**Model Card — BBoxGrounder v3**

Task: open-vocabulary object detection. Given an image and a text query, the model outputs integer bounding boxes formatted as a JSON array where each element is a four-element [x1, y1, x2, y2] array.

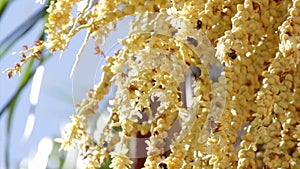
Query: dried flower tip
[[15, 63, 20, 68], [8, 71, 13, 79], [95, 46, 105, 57], [33, 54, 41, 60], [93, 1, 98, 6], [208, 116, 222, 133], [35, 40, 44, 45]]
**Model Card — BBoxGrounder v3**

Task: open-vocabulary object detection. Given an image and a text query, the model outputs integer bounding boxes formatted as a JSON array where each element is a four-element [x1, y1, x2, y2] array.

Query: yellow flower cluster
[[7, 0, 300, 168]]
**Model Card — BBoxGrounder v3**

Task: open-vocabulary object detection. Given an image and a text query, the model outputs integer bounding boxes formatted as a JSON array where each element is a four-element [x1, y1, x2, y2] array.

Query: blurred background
[[0, 0, 129, 168]]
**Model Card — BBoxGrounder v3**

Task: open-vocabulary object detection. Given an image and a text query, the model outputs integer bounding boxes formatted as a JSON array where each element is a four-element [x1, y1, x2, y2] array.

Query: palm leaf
[[0, 0, 11, 16]]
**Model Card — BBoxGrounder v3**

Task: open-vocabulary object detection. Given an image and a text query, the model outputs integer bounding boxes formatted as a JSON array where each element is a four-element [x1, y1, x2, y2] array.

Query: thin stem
[[70, 30, 91, 78]]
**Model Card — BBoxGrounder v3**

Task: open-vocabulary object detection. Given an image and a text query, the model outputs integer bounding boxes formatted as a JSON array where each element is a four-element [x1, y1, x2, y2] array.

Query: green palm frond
[[0, 0, 11, 16]]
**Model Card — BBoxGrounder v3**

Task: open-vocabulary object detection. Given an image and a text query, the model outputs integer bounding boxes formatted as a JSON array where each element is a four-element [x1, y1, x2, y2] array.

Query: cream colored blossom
[[7, 0, 300, 168]]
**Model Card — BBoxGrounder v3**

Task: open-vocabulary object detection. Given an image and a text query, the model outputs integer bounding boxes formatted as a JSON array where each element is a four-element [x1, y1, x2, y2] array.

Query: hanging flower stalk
[[5, 0, 300, 168]]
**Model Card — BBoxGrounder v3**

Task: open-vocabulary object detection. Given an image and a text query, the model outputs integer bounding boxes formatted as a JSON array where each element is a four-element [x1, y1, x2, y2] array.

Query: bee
[[194, 20, 202, 30], [228, 48, 237, 60]]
